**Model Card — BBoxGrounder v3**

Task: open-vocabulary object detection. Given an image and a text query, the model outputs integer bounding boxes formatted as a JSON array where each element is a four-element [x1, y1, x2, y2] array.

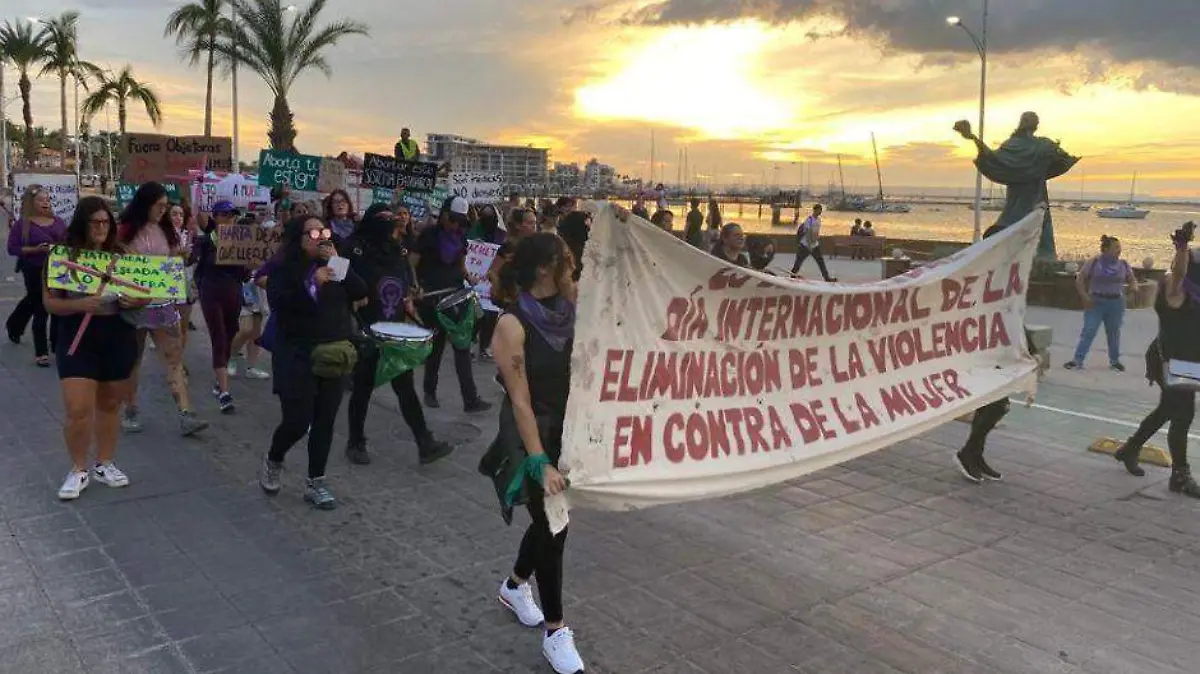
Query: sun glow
[[573, 21, 794, 138]]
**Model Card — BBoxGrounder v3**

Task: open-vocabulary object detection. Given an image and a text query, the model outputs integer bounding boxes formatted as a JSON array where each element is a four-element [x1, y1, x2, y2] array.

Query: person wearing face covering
[[342, 204, 454, 466], [1110, 222, 1200, 498], [748, 236, 776, 273]]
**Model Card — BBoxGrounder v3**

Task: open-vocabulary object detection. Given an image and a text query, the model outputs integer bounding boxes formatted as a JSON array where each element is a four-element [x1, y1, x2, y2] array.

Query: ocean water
[[666, 202, 1200, 266]]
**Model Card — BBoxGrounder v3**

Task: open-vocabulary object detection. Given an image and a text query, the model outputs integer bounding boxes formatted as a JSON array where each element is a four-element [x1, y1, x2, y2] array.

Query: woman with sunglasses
[[260, 216, 367, 509], [343, 204, 453, 465], [6, 185, 67, 366], [118, 182, 207, 437], [45, 197, 151, 499]]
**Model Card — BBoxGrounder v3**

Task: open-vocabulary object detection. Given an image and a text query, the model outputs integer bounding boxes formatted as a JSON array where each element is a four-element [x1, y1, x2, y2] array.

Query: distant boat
[[1067, 202, 1091, 212], [868, 132, 912, 214], [1096, 172, 1150, 220], [1097, 204, 1149, 219]]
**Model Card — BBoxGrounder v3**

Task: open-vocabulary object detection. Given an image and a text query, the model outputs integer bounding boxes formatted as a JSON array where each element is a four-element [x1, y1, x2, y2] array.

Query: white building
[[583, 158, 616, 192], [426, 134, 549, 193]]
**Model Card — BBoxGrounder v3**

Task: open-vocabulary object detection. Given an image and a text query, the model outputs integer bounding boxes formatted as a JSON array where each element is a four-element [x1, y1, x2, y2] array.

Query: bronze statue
[[955, 113, 1080, 259]]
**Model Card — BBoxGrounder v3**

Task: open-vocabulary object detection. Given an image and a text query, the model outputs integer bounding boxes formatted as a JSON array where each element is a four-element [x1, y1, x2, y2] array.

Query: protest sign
[[317, 158, 348, 193], [361, 153, 438, 192], [191, 176, 271, 213], [13, 173, 78, 220], [46, 246, 186, 300], [371, 187, 395, 206], [552, 204, 1043, 530], [122, 133, 233, 183], [116, 182, 182, 209], [215, 224, 283, 267], [450, 171, 504, 204], [465, 240, 500, 305], [258, 150, 321, 191]]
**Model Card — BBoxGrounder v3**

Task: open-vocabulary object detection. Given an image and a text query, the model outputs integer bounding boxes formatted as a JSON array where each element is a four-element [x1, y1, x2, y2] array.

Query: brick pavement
[[1, 264, 1199, 673]]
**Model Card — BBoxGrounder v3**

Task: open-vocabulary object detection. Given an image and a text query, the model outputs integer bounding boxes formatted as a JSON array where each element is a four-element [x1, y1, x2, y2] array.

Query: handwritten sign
[[215, 224, 283, 267], [372, 187, 395, 206], [116, 182, 182, 209], [258, 150, 321, 191], [47, 246, 186, 300], [13, 173, 78, 220], [465, 240, 500, 304], [122, 133, 232, 183], [361, 153, 438, 192], [317, 158, 348, 193], [450, 171, 504, 204]]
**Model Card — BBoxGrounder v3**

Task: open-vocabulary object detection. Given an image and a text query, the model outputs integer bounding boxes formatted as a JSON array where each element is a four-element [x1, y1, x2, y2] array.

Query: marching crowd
[[5, 175, 1200, 673]]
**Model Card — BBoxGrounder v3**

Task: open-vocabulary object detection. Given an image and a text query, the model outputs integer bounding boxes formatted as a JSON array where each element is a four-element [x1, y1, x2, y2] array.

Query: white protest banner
[[450, 171, 503, 204], [14, 173, 78, 220], [555, 203, 1043, 529], [465, 240, 501, 308]]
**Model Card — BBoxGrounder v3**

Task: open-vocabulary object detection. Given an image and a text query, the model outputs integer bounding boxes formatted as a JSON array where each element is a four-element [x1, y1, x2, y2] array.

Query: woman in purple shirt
[[6, 185, 68, 366], [1065, 235, 1136, 371]]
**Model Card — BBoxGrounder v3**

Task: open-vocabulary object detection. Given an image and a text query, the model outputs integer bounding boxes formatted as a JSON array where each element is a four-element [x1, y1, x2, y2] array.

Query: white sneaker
[[92, 462, 130, 488], [58, 471, 89, 500], [227, 360, 240, 377], [543, 627, 585, 674], [244, 367, 271, 380], [498, 579, 544, 627]]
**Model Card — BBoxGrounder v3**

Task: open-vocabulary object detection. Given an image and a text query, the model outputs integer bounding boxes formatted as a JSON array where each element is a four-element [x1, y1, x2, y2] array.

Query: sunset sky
[[5, 0, 1198, 198]]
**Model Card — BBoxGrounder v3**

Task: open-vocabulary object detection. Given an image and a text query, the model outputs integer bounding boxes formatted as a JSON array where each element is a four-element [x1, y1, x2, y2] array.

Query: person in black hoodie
[[555, 211, 590, 283], [343, 204, 453, 466], [259, 215, 367, 510]]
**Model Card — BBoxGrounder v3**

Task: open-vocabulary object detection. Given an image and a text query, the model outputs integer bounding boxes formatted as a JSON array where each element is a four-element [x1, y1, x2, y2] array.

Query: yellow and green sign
[[46, 246, 187, 300]]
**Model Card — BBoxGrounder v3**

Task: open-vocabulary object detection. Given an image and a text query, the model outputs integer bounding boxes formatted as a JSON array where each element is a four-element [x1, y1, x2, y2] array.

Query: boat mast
[[871, 133, 884, 205], [837, 154, 846, 201], [1129, 171, 1137, 204]]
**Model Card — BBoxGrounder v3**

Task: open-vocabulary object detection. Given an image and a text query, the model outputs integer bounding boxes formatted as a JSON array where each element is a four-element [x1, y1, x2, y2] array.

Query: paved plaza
[[1, 257, 1199, 673]]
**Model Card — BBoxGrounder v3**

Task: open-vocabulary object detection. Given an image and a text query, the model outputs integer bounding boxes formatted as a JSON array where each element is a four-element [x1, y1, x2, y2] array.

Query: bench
[[827, 235, 886, 260]]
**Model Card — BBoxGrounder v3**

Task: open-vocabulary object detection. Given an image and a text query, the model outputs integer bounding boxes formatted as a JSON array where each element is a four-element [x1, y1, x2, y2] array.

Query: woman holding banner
[[343, 204, 453, 466], [487, 232, 584, 674], [45, 197, 150, 499], [119, 183, 208, 437], [6, 185, 67, 366]]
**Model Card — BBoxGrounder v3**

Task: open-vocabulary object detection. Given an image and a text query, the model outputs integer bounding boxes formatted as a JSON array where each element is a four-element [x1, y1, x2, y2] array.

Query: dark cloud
[[619, 1, 1200, 90]]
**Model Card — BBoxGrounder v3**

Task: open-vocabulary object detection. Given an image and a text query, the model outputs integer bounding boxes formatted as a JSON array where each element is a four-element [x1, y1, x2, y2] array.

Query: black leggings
[[1126, 386, 1195, 470], [513, 487, 568, 624], [269, 375, 345, 479], [6, 264, 57, 357], [418, 302, 478, 402], [791, 244, 834, 280], [347, 348, 428, 444], [961, 398, 1010, 460]]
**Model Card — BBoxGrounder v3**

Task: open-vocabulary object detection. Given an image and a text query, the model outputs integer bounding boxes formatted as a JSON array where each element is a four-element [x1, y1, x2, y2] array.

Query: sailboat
[[828, 154, 867, 212], [1067, 171, 1091, 211], [863, 133, 912, 213], [1097, 172, 1150, 220]]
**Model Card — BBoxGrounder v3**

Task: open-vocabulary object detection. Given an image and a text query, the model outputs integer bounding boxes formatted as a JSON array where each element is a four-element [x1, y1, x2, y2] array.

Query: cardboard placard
[[215, 224, 283, 267], [116, 182, 182, 209], [13, 173, 79, 220], [450, 171, 504, 204], [47, 246, 186, 300], [122, 133, 233, 184], [361, 153, 439, 192], [258, 149, 321, 191], [317, 158, 348, 193]]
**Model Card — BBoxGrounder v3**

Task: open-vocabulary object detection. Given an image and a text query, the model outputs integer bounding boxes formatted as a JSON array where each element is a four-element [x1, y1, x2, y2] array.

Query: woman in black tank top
[[1113, 222, 1200, 497], [488, 232, 586, 674]]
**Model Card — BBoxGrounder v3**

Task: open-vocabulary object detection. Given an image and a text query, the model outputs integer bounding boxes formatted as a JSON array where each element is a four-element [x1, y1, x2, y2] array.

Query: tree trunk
[[204, 41, 214, 137], [19, 72, 35, 168], [59, 73, 69, 169], [118, 99, 127, 178], [268, 95, 296, 152]]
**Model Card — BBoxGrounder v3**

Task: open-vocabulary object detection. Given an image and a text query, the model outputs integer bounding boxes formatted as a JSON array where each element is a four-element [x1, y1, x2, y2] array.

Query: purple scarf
[[330, 218, 355, 241], [437, 227, 464, 265], [1095, 253, 1121, 278], [518, 292, 575, 352]]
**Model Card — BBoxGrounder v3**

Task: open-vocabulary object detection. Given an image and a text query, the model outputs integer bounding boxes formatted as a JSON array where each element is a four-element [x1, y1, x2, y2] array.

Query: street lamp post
[[947, 0, 989, 242]]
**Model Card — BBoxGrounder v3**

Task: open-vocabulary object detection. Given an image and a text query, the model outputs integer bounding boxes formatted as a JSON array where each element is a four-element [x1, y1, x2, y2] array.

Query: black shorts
[[56, 314, 139, 382]]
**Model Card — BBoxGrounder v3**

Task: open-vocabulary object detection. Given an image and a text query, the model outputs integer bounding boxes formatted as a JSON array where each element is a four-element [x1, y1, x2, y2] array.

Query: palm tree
[[164, 0, 229, 137], [222, 0, 367, 151], [81, 66, 163, 140], [0, 19, 50, 167], [38, 12, 102, 169]]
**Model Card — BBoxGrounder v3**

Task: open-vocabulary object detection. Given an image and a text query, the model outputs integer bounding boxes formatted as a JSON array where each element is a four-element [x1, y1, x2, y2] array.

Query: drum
[[368, 322, 434, 387], [435, 288, 481, 350]]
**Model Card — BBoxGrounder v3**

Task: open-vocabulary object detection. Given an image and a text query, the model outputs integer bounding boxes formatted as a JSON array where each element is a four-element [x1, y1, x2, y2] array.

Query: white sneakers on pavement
[[57, 471, 89, 500], [498, 579, 544, 627], [543, 627, 585, 674], [58, 462, 130, 501], [92, 462, 130, 488]]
